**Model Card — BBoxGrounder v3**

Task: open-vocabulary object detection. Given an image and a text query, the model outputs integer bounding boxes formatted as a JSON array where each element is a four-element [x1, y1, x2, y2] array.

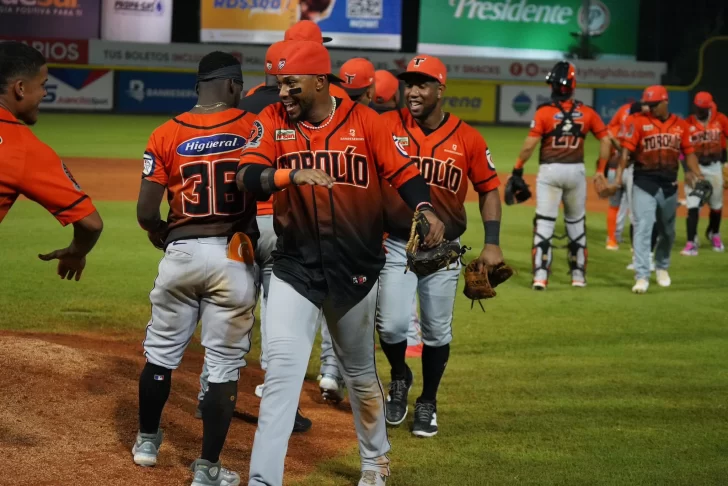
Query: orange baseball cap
[[339, 58, 375, 97], [284, 20, 332, 43], [374, 70, 399, 104], [642, 85, 668, 104], [264, 41, 287, 75], [397, 55, 447, 85], [275, 40, 342, 82], [694, 91, 713, 109]]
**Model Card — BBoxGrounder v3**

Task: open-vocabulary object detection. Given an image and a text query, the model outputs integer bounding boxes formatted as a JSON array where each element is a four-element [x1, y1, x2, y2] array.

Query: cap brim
[[328, 73, 344, 84], [397, 71, 441, 84], [322, 36, 333, 43], [343, 86, 370, 98]]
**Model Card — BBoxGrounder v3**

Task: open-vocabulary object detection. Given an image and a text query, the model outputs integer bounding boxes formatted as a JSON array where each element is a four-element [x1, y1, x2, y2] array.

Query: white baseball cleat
[[632, 279, 649, 294], [532, 280, 548, 291], [319, 374, 345, 403], [656, 269, 671, 287], [254, 383, 264, 399]]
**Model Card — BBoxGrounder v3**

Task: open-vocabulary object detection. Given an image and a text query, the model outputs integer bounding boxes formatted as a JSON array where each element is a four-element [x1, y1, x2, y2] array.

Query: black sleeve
[[396, 175, 431, 210]]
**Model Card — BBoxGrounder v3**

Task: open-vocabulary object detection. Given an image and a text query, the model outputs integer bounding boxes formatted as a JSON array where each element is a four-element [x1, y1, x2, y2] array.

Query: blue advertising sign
[[595, 88, 690, 122], [117, 71, 197, 114]]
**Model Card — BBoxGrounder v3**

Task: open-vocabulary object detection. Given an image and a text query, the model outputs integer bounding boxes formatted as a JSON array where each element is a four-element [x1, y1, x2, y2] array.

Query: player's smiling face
[[277, 74, 322, 121], [403, 74, 442, 120]]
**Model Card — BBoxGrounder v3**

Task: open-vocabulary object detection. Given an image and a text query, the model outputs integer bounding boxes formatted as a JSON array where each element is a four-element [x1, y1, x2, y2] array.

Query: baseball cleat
[[132, 429, 163, 467], [711, 234, 724, 252], [385, 366, 413, 426], [412, 398, 438, 438], [254, 383, 264, 399], [358, 470, 388, 485], [680, 242, 698, 256], [405, 343, 423, 358], [632, 278, 649, 294], [656, 269, 671, 288], [190, 458, 240, 486], [532, 279, 548, 290], [571, 279, 587, 288], [319, 374, 346, 403], [194, 401, 203, 419], [606, 239, 619, 251], [293, 408, 312, 433]]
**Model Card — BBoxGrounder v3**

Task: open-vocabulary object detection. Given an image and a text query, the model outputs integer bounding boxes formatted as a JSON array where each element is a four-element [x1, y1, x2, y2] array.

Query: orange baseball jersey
[[529, 100, 607, 163], [685, 113, 728, 165], [380, 109, 500, 241], [143, 108, 259, 244], [608, 103, 631, 138], [0, 108, 96, 225], [245, 83, 265, 97], [238, 96, 421, 306]]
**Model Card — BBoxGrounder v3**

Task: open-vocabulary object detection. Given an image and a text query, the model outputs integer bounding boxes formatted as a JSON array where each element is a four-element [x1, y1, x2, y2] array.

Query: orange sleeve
[[330, 83, 350, 100], [608, 105, 625, 133], [239, 107, 277, 168], [680, 119, 695, 155], [589, 108, 608, 139], [142, 129, 169, 186], [621, 116, 640, 152], [368, 112, 419, 189], [528, 109, 547, 137], [19, 141, 96, 226], [468, 133, 500, 194]]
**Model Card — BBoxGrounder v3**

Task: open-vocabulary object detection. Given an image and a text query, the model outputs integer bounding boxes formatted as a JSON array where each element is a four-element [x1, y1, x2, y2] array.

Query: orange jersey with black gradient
[[381, 109, 500, 241], [143, 108, 259, 243], [529, 100, 607, 164], [608, 103, 631, 139], [238, 96, 421, 306], [0, 108, 96, 225], [685, 114, 728, 165]]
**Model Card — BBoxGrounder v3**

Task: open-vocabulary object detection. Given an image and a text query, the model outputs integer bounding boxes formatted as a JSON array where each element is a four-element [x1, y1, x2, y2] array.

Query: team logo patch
[[153, 374, 165, 381], [61, 161, 82, 191], [486, 148, 496, 170], [529, 120, 536, 129], [344, 73, 356, 84], [176, 134, 247, 157], [393, 135, 409, 157], [266, 61, 272, 71], [247, 120, 264, 149], [142, 151, 155, 176], [351, 275, 367, 285], [278, 59, 286, 70], [275, 129, 296, 141]]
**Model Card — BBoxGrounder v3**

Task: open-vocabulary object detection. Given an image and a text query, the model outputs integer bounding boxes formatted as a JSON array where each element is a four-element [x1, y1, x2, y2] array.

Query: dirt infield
[[0, 332, 357, 486]]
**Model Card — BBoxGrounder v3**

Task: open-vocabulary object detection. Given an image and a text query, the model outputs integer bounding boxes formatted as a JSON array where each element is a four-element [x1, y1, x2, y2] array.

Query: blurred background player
[[509, 61, 611, 289], [616, 85, 702, 294], [0, 41, 104, 280], [371, 70, 401, 114], [378, 55, 504, 437], [680, 91, 728, 255], [133, 51, 258, 486]]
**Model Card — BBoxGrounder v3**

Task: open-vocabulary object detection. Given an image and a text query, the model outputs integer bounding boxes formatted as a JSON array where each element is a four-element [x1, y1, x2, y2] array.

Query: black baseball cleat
[[293, 408, 312, 433], [385, 366, 413, 426], [412, 398, 438, 438], [194, 401, 203, 419]]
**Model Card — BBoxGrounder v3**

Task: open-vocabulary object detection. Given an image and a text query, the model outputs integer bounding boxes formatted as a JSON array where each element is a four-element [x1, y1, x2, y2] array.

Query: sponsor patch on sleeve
[[393, 135, 409, 158], [247, 120, 264, 149], [530, 119, 536, 129], [275, 129, 296, 141], [142, 151, 155, 177]]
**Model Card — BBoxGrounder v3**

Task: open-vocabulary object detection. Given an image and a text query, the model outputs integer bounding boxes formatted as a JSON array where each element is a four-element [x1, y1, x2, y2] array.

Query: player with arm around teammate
[[616, 86, 702, 293], [508, 61, 612, 289], [133, 52, 259, 486], [236, 40, 444, 486], [376, 55, 504, 437], [0, 41, 103, 279]]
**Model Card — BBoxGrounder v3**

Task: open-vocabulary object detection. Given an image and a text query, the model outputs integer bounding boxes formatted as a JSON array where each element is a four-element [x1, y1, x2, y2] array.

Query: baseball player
[[616, 85, 702, 293], [132, 52, 259, 486], [377, 55, 503, 437], [510, 61, 611, 289], [605, 102, 635, 249], [371, 70, 401, 114], [0, 41, 103, 278], [680, 91, 728, 255], [236, 40, 444, 486]]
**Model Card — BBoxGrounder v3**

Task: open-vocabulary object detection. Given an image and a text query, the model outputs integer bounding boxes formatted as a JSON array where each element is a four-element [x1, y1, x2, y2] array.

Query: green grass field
[[2, 114, 728, 485]]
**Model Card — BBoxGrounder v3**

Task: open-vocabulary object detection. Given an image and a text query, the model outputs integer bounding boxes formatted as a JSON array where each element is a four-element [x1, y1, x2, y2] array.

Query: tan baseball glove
[[463, 261, 514, 311]]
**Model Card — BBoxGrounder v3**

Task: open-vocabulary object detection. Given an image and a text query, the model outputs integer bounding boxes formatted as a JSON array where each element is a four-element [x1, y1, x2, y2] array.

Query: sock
[[607, 206, 618, 242], [201, 380, 238, 464], [139, 362, 172, 434], [420, 343, 450, 402], [651, 223, 658, 252], [709, 209, 722, 234], [686, 208, 699, 243], [380, 338, 408, 380]]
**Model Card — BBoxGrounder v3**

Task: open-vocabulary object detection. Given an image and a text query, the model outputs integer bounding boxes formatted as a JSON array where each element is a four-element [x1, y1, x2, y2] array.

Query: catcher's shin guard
[[532, 213, 556, 283], [565, 215, 587, 280]]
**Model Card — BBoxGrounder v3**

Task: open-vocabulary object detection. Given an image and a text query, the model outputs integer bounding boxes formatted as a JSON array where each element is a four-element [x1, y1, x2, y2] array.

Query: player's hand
[[38, 247, 87, 281], [685, 171, 703, 187], [293, 169, 335, 188], [476, 244, 504, 273], [148, 230, 166, 250], [593, 173, 608, 198], [422, 211, 445, 248]]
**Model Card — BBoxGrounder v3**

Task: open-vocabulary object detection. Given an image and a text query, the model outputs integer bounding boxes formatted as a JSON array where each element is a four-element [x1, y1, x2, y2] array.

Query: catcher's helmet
[[546, 61, 576, 101]]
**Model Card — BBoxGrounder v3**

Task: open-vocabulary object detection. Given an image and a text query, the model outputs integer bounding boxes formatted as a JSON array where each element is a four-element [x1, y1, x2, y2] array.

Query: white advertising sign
[[41, 69, 114, 111], [498, 85, 594, 124], [101, 0, 172, 43]]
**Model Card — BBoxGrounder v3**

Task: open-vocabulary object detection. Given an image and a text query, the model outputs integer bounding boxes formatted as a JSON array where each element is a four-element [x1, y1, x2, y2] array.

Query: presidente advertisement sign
[[418, 0, 639, 60], [0, 0, 101, 39], [200, 0, 403, 50]]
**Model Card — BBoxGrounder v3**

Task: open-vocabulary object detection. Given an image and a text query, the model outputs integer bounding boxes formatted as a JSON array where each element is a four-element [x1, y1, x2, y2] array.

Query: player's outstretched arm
[[38, 210, 103, 281], [236, 165, 334, 195], [513, 136, 540, 172]]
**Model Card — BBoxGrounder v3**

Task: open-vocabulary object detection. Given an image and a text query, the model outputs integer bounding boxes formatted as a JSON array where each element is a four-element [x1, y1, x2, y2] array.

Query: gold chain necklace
[[193, 102, 228, 110], [298, 96, 337, 131]]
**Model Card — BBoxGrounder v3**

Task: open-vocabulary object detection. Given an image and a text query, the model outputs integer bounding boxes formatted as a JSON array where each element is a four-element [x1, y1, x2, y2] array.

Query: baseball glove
[[462, 261, 515, 311], [689, 179, 713, 206], [404, 210, 467, 276], [593, 174, 618, 198], [504, 169, 532, 205]]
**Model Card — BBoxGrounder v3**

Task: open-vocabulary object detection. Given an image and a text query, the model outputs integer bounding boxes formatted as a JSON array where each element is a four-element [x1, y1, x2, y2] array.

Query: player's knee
[[421, 325, 452, 348], [376, 315, 409, 345], [144, 347, 183, 371]]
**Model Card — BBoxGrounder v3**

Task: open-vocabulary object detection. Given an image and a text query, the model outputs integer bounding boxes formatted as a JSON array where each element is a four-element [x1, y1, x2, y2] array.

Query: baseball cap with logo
[[694, 91, 713, 109], [641, 85, 668, 105], [397, 55, 447, 85], [374, 70, 399, 104], [275, 40, 342, 82], [339, 58, 375, 98], [264, 41, 288, 75], [284, 20, 332, 43]]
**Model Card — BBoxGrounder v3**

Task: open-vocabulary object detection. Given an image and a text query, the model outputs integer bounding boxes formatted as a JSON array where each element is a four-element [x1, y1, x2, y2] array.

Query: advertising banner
[[101, 0, 172, 43], [418, 0, 639, 60], [41, 68, 113, 111], [89, 40, 247, 70], [498, 84, 594, 124], [441, 81, 496, 124], [200, 0, 402, 50], [0, 36, 88, 64], [117, 71, 198, 114], [594, 88, 691, 121], [0, 0, 101, 39]]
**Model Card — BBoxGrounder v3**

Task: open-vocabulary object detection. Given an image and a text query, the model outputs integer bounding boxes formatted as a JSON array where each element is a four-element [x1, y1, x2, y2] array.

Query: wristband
[[416, 202, 434, 212], [597, 157, 608, 173], [484, 220, 500, 246], [273, 169, 295, 189], [512, 167, 524, 177], [514, 158, 525, 170]]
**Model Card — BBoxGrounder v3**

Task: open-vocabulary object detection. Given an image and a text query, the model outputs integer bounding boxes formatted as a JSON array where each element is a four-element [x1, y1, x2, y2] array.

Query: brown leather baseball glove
[[463, 261, 514, 310]]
